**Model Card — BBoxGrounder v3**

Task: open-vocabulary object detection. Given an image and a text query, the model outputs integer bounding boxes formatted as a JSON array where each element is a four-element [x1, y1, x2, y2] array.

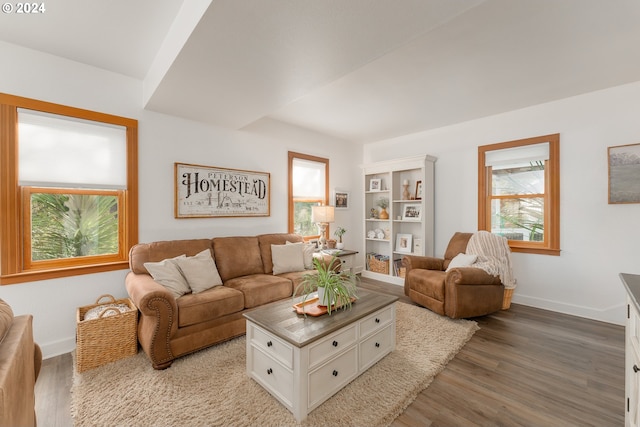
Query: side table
[[321, 249, 358, 273]]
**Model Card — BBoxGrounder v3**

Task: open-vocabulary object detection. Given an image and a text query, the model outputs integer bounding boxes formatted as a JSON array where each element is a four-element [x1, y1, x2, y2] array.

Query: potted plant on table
[[334, 227, 347, 250], [294, 256, 358, 315]]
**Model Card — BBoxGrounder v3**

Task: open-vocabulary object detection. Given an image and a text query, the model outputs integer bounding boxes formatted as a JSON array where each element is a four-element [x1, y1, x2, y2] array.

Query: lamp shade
[[312, 205, 335, 223]]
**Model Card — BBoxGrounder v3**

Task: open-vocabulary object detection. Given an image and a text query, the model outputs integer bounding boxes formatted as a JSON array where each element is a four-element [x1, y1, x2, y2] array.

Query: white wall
[[0, 42, 361, 358], [364, 81, 640, 325]]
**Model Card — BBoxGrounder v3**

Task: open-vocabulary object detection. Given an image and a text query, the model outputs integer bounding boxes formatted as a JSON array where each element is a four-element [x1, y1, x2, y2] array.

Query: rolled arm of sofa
[[125, 272, 178, 369]]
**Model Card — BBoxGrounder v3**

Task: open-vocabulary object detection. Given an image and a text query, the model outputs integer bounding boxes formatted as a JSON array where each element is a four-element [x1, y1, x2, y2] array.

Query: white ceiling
[[2, 0, 640, 143]]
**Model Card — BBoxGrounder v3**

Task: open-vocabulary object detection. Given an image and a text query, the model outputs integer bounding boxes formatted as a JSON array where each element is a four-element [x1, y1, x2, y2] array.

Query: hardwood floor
[[35, 278, 625, 426]]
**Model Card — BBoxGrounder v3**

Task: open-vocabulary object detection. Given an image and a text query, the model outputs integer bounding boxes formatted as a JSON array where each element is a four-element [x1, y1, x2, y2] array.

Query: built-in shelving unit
[[362, 155, 436, 286]]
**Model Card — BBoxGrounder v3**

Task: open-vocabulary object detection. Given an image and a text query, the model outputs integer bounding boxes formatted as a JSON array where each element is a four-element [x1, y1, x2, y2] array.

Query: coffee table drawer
[[359, 305, 394, 338], [308, 346, 358, 409], [308, 323, 357, 369], [250, 324, 293, 369], [359, 324, 394, 370], [249, 346, 294, 406]]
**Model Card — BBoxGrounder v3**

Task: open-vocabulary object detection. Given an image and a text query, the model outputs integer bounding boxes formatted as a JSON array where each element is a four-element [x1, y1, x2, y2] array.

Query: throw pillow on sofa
[[144, 255, 190, 299], [446, 253, 478, 271], [286, 241, 315, 269], [176, 249, 223, 293], [271, 243, 305, 274]]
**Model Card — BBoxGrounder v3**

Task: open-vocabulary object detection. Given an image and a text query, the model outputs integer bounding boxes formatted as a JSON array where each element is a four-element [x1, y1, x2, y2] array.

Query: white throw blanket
[[466, 231, 516, 289]]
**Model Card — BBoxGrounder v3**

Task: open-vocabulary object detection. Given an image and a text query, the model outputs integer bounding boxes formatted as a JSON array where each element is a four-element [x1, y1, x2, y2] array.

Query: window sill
[[510, 246, 561, 256], [0, 261, 130, 285]]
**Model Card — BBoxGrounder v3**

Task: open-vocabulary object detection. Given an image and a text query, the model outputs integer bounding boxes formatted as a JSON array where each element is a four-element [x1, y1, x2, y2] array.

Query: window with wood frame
[[0, 93, 138, 284], [478, 134, 560, 256], [288, 152, 329, 240]]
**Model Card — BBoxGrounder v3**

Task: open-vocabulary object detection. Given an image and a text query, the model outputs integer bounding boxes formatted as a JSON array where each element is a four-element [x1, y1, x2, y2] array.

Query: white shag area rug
[[71, 302, 479, 427]]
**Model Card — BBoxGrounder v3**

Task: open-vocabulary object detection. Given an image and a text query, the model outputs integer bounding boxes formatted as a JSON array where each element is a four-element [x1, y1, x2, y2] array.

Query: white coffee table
[[243, 289, 398, 421]]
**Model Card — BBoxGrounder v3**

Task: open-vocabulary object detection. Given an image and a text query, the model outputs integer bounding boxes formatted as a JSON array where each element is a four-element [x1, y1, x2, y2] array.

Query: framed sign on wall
[[174, 163, 270, 218]]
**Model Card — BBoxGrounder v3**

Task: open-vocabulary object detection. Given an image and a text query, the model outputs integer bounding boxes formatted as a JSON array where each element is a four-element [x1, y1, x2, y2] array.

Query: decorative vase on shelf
[[378, 208, 389, 219], [402, 184, 410, 200]]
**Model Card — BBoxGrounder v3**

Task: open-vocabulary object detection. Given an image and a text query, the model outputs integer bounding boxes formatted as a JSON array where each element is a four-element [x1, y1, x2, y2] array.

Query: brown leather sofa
[[0, 299, 42, 427], [126, 233, 320, 369], [402, 232, 504, 318]]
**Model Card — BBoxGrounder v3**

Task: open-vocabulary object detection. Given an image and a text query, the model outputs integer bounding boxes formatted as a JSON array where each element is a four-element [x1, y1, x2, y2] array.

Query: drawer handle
[[267, 368, 273, 375], [332, 370, 338, 377], [267, 341, 273, 347], [634, 365, 640, 373], [375, 318, 380, 323], [375, 342, 380, 348], [332, 340, 338, 347]]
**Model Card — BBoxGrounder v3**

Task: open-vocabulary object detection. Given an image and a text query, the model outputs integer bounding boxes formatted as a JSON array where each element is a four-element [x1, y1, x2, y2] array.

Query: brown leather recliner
[[402, 232, 504, 319], [0, 298, 42, 427]]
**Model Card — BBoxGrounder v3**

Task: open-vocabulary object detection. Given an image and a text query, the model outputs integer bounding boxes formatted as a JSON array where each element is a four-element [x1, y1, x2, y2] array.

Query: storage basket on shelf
[[76, 294, 138, 373], [369, 257, 389, 274], [502, 288, 514, 310]]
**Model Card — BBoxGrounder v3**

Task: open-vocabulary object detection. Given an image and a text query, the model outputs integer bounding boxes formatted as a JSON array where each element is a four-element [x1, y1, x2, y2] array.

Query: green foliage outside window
[[30, 193, 119, 261]]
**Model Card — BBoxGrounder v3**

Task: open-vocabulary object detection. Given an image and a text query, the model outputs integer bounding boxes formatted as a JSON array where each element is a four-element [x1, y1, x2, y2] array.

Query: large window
[[288, 152, 329, 239], [0, 94, 138, 284], [478, 134, 560, 255]]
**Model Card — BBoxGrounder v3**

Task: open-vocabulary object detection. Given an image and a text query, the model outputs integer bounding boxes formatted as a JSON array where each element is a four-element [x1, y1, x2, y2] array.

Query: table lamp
[[312, 205, 335, 249]]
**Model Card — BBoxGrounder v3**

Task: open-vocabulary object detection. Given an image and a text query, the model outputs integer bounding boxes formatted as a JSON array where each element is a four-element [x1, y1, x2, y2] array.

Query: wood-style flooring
[[35, 277, 625, 426]]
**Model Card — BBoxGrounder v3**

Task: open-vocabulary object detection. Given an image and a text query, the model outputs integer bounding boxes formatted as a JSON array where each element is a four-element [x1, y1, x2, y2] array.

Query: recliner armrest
[[446, 267, 503, 285], [402, 255, 445, 272]]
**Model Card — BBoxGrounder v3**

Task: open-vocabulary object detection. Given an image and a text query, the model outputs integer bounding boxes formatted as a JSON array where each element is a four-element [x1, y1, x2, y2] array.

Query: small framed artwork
[[369, 178, 381, 192], [415, 180, 423, 200], [396, 233, 413, 253], [413, 238, 423, 255], [334, 189, 350, 209], [402, 203, 422, 220], [608, 143, 640, 204]]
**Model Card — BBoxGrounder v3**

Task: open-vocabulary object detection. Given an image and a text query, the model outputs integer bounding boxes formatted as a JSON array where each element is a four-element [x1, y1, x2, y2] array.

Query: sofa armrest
[[125, 272, 178, 369]]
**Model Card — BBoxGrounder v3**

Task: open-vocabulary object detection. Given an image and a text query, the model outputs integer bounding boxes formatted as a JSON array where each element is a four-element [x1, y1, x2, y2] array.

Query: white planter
[[316, 286, 334, 307], [336, 242, 345, 250]]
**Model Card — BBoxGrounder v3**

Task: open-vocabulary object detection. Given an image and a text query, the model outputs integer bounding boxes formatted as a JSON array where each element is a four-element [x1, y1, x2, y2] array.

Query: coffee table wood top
[[243, 288, 398, 348]]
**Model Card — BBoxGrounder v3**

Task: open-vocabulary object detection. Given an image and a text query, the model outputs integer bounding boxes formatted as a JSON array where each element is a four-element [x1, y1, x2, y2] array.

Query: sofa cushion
[[130, 239, 214, 275], [225, 274, 293, 308], [213, 236, 265, 281], [271, 243, 305, 275], [0, 299, 14, 342], [176, 249, 223, 293], [144, 255, 190, 299], [176, 286, 245, 328], [257, 233, 304, 274]]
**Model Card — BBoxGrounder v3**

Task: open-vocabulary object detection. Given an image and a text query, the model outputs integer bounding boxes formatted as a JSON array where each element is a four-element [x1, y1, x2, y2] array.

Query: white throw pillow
[[144, 255, 190, 299], [272, 243, 305, 275], [446, 253, 478, 271], [286, 241, 315, 269], [176, 249, 223, 294]]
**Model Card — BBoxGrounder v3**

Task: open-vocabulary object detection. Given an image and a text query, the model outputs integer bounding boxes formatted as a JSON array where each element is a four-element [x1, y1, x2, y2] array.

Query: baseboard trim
[[513, 294, 625, 326]]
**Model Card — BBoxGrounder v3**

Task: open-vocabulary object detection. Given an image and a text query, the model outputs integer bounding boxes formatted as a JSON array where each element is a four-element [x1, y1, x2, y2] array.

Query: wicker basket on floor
[[502, 288, 514, 310], [76, 294, 138, 373]]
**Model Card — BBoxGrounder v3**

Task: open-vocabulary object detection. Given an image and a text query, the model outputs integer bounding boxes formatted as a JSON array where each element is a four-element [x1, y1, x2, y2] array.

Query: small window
[[478, 134, 560, 255], [0, 93, 138, 284], [288, 152, 329, 239]]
